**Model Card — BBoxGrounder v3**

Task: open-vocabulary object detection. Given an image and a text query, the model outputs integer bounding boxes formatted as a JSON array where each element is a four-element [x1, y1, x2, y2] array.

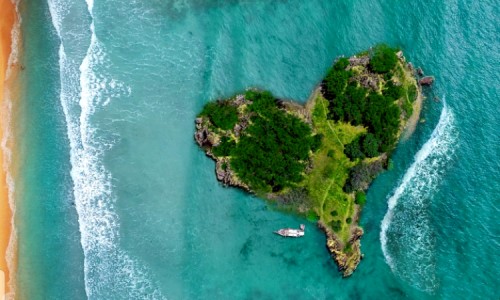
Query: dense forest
[[195, 45, 420, 276], [201, 90, 317, 193], [200, 45, 413, 194], [323, 45, 404, 159]]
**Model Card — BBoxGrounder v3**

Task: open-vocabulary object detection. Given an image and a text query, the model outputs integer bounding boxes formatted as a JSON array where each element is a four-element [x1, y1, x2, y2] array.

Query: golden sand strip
[[0, 0, 18, 298], [402, 84, 424, 140]]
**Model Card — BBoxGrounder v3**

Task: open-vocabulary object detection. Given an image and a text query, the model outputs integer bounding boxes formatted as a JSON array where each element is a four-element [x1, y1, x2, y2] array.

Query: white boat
[[274, 224, 305, 237]]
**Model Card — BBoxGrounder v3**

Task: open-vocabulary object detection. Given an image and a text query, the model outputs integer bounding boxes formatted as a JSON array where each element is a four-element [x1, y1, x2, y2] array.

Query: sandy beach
[[402, 83, 424, 140], [0, 0, 18, 297]]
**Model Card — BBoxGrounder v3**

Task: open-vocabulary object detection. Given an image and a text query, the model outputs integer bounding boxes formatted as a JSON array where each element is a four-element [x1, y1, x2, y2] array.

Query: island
[[194, 45, 429, 276]]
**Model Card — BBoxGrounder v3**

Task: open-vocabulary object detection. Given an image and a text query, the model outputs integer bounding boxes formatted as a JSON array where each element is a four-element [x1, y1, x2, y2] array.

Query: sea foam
[[48, 0, 164, 298], [380, 99, 457, 293], [1, 1, 21, 298]]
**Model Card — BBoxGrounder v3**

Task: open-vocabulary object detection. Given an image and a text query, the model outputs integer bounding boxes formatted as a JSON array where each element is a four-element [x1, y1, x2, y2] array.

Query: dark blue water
[[16, 0, 499, 299]]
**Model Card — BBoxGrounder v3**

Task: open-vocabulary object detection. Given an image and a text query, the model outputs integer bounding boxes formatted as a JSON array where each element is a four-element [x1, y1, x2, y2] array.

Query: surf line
[[48, 0, 165, 297], [380, 97, 456, 289], [0, 0, 21, 298]]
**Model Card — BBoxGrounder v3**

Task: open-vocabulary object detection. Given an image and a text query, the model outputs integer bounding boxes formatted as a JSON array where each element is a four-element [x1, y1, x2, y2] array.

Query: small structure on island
[[274, 224, 305, 237]]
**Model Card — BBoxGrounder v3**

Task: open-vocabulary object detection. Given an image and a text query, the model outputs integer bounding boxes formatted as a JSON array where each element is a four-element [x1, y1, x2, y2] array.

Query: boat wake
[[380, 99, 457, 293], [48, 0, 164, 298]]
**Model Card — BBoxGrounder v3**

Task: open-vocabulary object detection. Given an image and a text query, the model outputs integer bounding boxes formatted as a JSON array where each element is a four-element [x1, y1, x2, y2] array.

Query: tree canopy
[[200, 101, 239, 130], [231, 92, 315, 192], [369, 44, 398, 74], [203, 90, 316, 193], [322, 48, 402, 157]]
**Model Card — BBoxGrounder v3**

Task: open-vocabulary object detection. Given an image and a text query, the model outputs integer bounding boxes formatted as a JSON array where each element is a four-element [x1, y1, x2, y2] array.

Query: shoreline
[[195, 48, 425, 276], [0, 0, 19, 298], [402, 79, 424, 140]]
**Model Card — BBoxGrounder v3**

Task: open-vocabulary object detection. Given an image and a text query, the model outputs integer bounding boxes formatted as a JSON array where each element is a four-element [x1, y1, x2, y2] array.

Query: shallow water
[[16, 0, 499, 299]]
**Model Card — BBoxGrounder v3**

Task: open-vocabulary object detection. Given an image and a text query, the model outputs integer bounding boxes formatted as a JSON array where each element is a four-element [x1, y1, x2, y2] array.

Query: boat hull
[[274, 225, 305, 237]]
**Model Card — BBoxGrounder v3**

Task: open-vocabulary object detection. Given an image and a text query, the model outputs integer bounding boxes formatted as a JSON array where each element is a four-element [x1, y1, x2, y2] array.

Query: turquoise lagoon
[[14, 0, 499, 299]]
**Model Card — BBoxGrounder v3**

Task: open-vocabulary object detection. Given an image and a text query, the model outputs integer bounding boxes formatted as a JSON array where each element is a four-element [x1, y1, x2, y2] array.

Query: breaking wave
[[1, 1, 21, 298], [380, 99, 457, 293], [48, 0, 164, 298]]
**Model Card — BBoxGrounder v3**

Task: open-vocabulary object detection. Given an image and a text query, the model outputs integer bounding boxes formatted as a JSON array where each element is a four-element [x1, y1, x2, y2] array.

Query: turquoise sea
[[14, 0, 499, 299]]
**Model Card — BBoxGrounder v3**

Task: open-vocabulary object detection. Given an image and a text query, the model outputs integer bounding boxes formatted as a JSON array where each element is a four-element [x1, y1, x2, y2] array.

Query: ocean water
[[15, 0, 499, 299]]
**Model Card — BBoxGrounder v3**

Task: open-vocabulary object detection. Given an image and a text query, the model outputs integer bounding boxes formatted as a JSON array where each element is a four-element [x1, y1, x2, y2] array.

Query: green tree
[[362, 133, 380, 158], [230, 91, 314, 192], [344, 137, 365, 160], [343, 83, 367, 125], [384, 80, 404, 99], [369, 44, 398, 74], [201, 101, 239, 130], [333, 57, 350, 71], [355, 191, 367, 206], [212, 136, 236, 157], [329, 94, 347, 121], [323, 69, 350, 100], [311, 134, 324, 152], [246, 90, 276, 113]]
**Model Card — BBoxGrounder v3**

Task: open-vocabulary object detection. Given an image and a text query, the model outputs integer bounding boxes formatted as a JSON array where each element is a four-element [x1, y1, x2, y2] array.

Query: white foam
[[5, 1, 20, 79], [380, 98, 457, 293], [1, 2, 22, 298], [48, 0, 164, 298]]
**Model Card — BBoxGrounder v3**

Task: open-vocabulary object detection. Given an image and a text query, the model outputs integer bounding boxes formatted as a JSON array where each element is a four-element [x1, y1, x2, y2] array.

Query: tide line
[[0, 0, 21, 299]]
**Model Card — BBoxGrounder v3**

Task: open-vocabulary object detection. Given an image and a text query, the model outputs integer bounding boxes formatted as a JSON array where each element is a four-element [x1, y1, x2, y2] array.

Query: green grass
[[197, 50, 419, 274], [301, 96, 365, 242], [300, 61, 414, 243]]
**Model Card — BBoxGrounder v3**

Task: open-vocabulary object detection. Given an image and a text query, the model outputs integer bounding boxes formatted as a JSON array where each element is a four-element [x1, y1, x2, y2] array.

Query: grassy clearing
[[394, 61, 418, 114], [197, 48, 420, 276], [299, 59, 414, 243], [301, 95, 365, 243]]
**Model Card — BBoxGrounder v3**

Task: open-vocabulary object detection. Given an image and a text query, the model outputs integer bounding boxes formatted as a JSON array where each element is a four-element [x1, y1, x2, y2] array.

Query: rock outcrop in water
[[194, 45, 426, 277], [419, 76, 435, 86]]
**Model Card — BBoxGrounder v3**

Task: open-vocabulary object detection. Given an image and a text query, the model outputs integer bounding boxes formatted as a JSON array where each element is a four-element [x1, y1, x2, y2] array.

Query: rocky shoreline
[[194, 48, 430, 277]]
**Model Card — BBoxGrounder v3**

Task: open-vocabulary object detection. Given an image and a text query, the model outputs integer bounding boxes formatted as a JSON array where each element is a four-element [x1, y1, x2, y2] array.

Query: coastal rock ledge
[[194, 45, 427, 277], [318, 221, 364, 277]]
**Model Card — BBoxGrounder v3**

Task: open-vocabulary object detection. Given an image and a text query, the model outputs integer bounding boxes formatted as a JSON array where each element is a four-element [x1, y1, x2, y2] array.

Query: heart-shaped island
[[195, 44, 428, 276]]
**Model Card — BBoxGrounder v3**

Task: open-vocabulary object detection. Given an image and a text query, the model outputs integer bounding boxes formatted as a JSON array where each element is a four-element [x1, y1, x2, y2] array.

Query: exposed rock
[[364, 76, 379, 90], [407, 62, 414, 72], [194, 116, 251, 191], [419, 76, 435, 86], [350, 227, 364, 243], [233, 124, 242, 137], [396, 50, 405, 61], [207, 132, 219, 146], [215, 160, 230, 183], [317, 221, 363, 277], [239, 115, 250, 131], [349, 55, 370, 66], [417, 67, 424, 76], [194, 128, 209, 147], [351, 73, 379, 91], [194, 49, 423, 278], [234, 94, 246, 106], [214, 159, 250, 191]]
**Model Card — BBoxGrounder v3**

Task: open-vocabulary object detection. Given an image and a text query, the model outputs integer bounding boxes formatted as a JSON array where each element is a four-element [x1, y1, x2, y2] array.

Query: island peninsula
[[195, 45, 430, 276]]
